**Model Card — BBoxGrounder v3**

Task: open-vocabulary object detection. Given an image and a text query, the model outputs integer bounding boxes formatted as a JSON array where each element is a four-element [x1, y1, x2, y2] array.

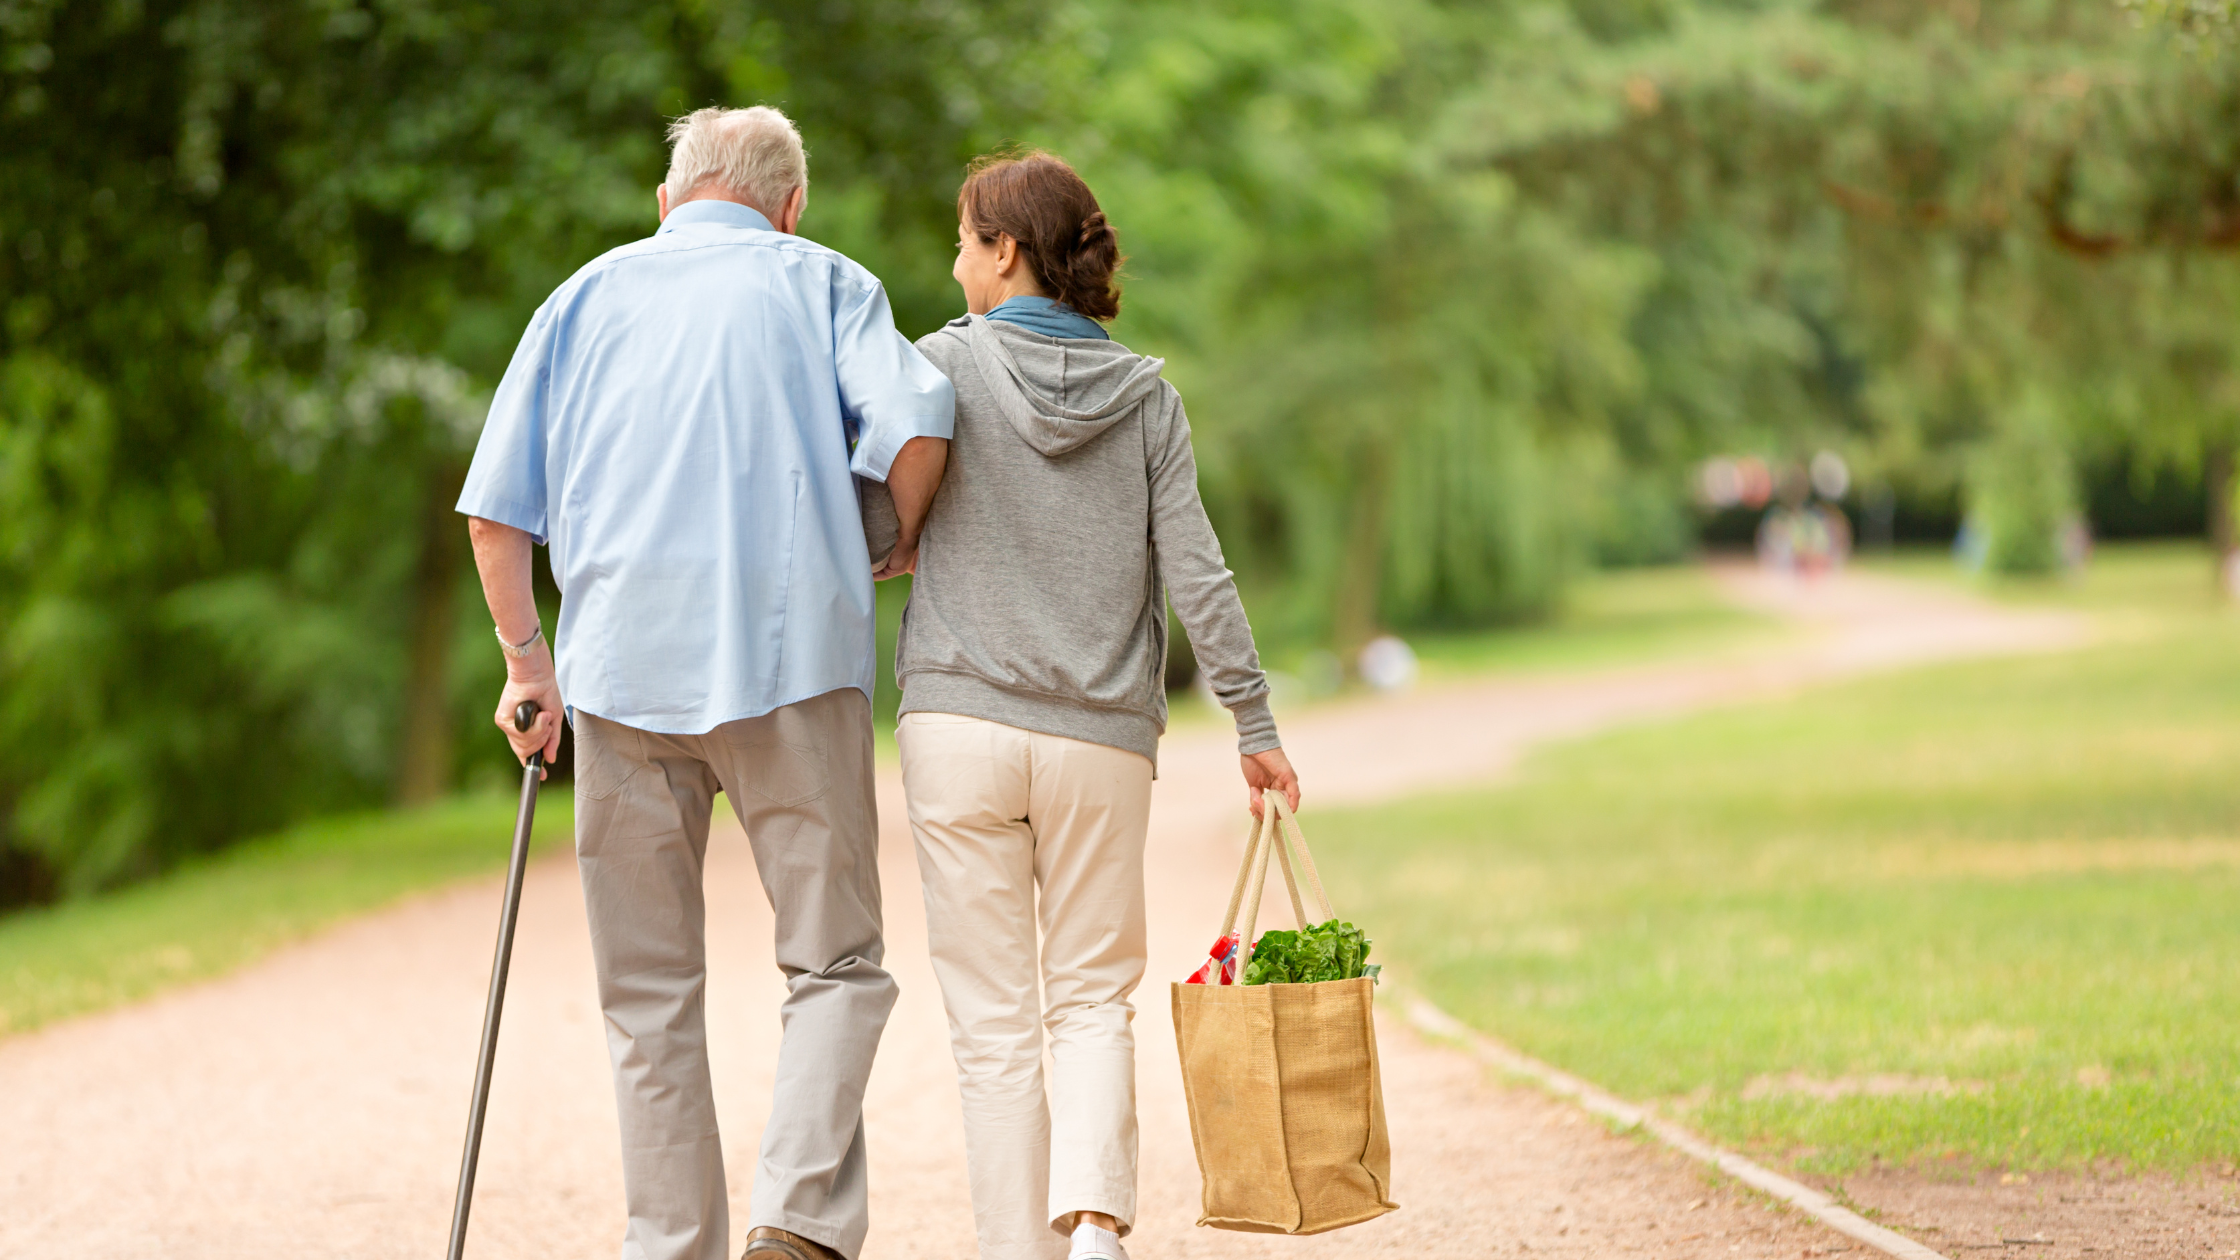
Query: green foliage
[[1969, 391, 2080, 573], [0, 0, 1040, 895], [8, 0, 2240, 894], [2122, 0, 2240, 43], [1307, 544, 2240, 1170], [1070, 0, 1652, 643], [1464, 0, 2240, 560], [1055, 0, 2240, 637], [1243, 917, 1374, 985]]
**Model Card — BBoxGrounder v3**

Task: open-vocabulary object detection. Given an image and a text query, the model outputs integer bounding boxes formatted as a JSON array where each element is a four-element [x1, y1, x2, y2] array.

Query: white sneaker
[[1069, 1222, 1127, 1260]]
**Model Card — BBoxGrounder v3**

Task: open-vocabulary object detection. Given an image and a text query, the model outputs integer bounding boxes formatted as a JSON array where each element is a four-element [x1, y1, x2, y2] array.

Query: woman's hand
[[1242, 747, 1300, 818], [873, 539, 918, 581]]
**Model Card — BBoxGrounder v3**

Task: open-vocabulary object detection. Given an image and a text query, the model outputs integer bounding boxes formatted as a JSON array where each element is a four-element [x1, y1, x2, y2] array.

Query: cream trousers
[[896, 712, 1155, 1260]]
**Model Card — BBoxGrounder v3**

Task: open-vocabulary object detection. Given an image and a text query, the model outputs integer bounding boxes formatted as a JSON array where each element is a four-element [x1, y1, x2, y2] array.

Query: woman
[[877, 152, 1300, 1260]]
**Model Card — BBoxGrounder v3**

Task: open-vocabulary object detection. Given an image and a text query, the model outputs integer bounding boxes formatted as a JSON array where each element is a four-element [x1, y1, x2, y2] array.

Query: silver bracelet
[[496, 624, 545, 659]]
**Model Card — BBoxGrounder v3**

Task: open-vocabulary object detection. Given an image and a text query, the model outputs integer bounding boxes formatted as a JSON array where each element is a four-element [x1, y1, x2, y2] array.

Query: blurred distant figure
[[1707, 450, 1856, 577], [1748, 451, 1851, 577], [1757, 502, 1852, 577], [1358, 634, 1420, 693]]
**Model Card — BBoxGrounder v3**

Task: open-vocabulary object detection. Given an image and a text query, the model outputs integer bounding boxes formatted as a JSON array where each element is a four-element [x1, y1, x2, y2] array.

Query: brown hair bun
[[958, 151, 1123, 321]]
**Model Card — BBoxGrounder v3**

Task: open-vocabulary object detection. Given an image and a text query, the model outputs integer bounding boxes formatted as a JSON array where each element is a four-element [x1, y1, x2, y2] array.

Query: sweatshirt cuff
[[1230, 694, 1281, 756]]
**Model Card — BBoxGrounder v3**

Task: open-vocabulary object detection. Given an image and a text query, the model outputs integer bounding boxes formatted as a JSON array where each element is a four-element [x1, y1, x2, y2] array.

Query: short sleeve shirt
[[456, 200, 955, 733]]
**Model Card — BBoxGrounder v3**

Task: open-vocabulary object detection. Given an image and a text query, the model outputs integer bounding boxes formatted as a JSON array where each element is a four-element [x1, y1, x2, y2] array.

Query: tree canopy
[[4, 0, 2235, 897]]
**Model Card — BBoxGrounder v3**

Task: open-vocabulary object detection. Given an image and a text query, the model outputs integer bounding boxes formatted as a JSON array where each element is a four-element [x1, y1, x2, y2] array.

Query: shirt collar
[[657, 199, 777, 235], [985, 294, 1111, 341]]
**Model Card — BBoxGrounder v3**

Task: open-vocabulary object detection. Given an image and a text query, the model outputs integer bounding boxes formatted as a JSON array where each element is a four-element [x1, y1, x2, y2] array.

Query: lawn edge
[[0, 791, 576, 1040], [1402, 992, 1952, 1260]]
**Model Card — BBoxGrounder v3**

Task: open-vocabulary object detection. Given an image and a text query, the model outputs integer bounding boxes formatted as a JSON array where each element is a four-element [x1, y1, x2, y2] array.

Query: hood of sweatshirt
[[944, 314, 1169, 457]]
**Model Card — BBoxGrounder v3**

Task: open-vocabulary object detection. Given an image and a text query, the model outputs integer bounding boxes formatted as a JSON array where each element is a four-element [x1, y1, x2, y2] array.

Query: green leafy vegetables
[[1243, 919, 1377, 985]]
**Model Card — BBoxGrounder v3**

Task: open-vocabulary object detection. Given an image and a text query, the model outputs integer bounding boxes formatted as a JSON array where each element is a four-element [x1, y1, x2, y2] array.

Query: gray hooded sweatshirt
[[865, 314, 1278, 765]]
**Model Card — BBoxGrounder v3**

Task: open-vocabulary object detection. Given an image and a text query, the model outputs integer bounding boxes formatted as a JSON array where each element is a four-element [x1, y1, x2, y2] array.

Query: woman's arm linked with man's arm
[[873, 436, 949, 579]]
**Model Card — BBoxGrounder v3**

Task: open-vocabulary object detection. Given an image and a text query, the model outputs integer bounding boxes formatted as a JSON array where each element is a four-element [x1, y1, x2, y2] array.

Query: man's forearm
[[466, 515, 563, 769], [468, 517, 542, 647], [884, 436, 950, 545]]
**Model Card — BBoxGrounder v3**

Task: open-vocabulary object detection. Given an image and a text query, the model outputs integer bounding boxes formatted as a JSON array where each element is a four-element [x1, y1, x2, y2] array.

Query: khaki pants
[[574, 688, 896, 1260], [895, 712, 1155, 1260]]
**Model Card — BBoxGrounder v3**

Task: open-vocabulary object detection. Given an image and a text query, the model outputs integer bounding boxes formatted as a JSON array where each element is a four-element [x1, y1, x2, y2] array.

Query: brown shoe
[[742, 1225, 843, 1260]]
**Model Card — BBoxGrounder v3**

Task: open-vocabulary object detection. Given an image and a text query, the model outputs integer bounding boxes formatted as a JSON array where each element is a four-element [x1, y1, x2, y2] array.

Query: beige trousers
[[573, 688, 896, 1260], [896, 712, 1155, 1260]]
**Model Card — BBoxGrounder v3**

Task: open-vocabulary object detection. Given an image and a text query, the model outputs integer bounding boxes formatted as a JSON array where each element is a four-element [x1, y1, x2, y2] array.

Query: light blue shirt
[[457, 200, 956, 734]]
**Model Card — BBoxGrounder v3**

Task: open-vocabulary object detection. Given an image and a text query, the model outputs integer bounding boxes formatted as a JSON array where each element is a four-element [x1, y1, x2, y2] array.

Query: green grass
[[1406, 562, 1782, 678], [1311, 543, 2240, 1173], [0, 790, 574, 1036], [1856, 538, 2230, 612], [1191, 562, 1784, 729]]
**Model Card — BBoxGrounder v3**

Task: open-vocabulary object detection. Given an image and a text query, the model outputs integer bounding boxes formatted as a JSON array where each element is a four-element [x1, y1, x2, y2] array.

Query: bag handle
[[1216, 803, 1276, 943], [1269, 818, 1312, 933], [1263, 791, 1336, 925], [1215, 791, 1339, 975]]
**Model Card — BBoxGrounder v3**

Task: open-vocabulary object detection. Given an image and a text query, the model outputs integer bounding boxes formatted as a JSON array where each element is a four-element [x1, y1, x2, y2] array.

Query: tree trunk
[[395, 460, 468, 805], [2204, 439, 2222, 596], [1332, 440, 1392, 668]]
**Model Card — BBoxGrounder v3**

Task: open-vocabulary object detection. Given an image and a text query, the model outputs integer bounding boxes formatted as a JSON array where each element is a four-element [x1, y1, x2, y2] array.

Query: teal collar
[[985, 295, 1109, 340]]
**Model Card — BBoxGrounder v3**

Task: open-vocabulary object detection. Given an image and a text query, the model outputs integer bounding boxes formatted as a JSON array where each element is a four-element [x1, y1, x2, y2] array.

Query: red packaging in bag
[[1185, 932, 1243, 985]]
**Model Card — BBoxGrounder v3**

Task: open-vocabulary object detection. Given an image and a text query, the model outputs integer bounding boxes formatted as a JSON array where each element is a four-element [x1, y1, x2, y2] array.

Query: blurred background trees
[[4, 0, 2237, 899]]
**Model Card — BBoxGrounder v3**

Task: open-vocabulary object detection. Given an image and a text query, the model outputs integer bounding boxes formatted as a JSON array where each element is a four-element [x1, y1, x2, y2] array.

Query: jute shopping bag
[[1172, 792, 1397, 1234]]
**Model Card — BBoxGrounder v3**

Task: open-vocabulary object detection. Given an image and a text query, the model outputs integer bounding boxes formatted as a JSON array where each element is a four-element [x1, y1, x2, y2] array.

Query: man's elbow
[[467, 516, 534, 555]]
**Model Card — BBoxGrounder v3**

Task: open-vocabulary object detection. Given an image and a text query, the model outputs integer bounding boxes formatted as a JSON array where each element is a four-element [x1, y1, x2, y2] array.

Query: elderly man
[[458, 106, 952, 1260]]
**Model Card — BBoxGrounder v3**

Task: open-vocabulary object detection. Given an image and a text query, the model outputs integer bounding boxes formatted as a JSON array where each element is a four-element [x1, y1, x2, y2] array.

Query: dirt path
[[0, 566, 2085, 1260]]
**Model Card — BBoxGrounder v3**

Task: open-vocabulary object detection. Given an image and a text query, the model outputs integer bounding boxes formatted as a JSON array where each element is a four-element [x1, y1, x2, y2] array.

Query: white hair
[[663, 106, 807, 215]]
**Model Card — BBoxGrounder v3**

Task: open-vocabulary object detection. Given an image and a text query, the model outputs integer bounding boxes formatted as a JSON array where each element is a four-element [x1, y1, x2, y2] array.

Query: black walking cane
[[446, 699, 545, 1260]]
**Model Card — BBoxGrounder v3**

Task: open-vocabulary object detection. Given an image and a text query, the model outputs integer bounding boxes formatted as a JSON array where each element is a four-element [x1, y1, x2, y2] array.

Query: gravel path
[[0, 566, 2083, 1259]]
